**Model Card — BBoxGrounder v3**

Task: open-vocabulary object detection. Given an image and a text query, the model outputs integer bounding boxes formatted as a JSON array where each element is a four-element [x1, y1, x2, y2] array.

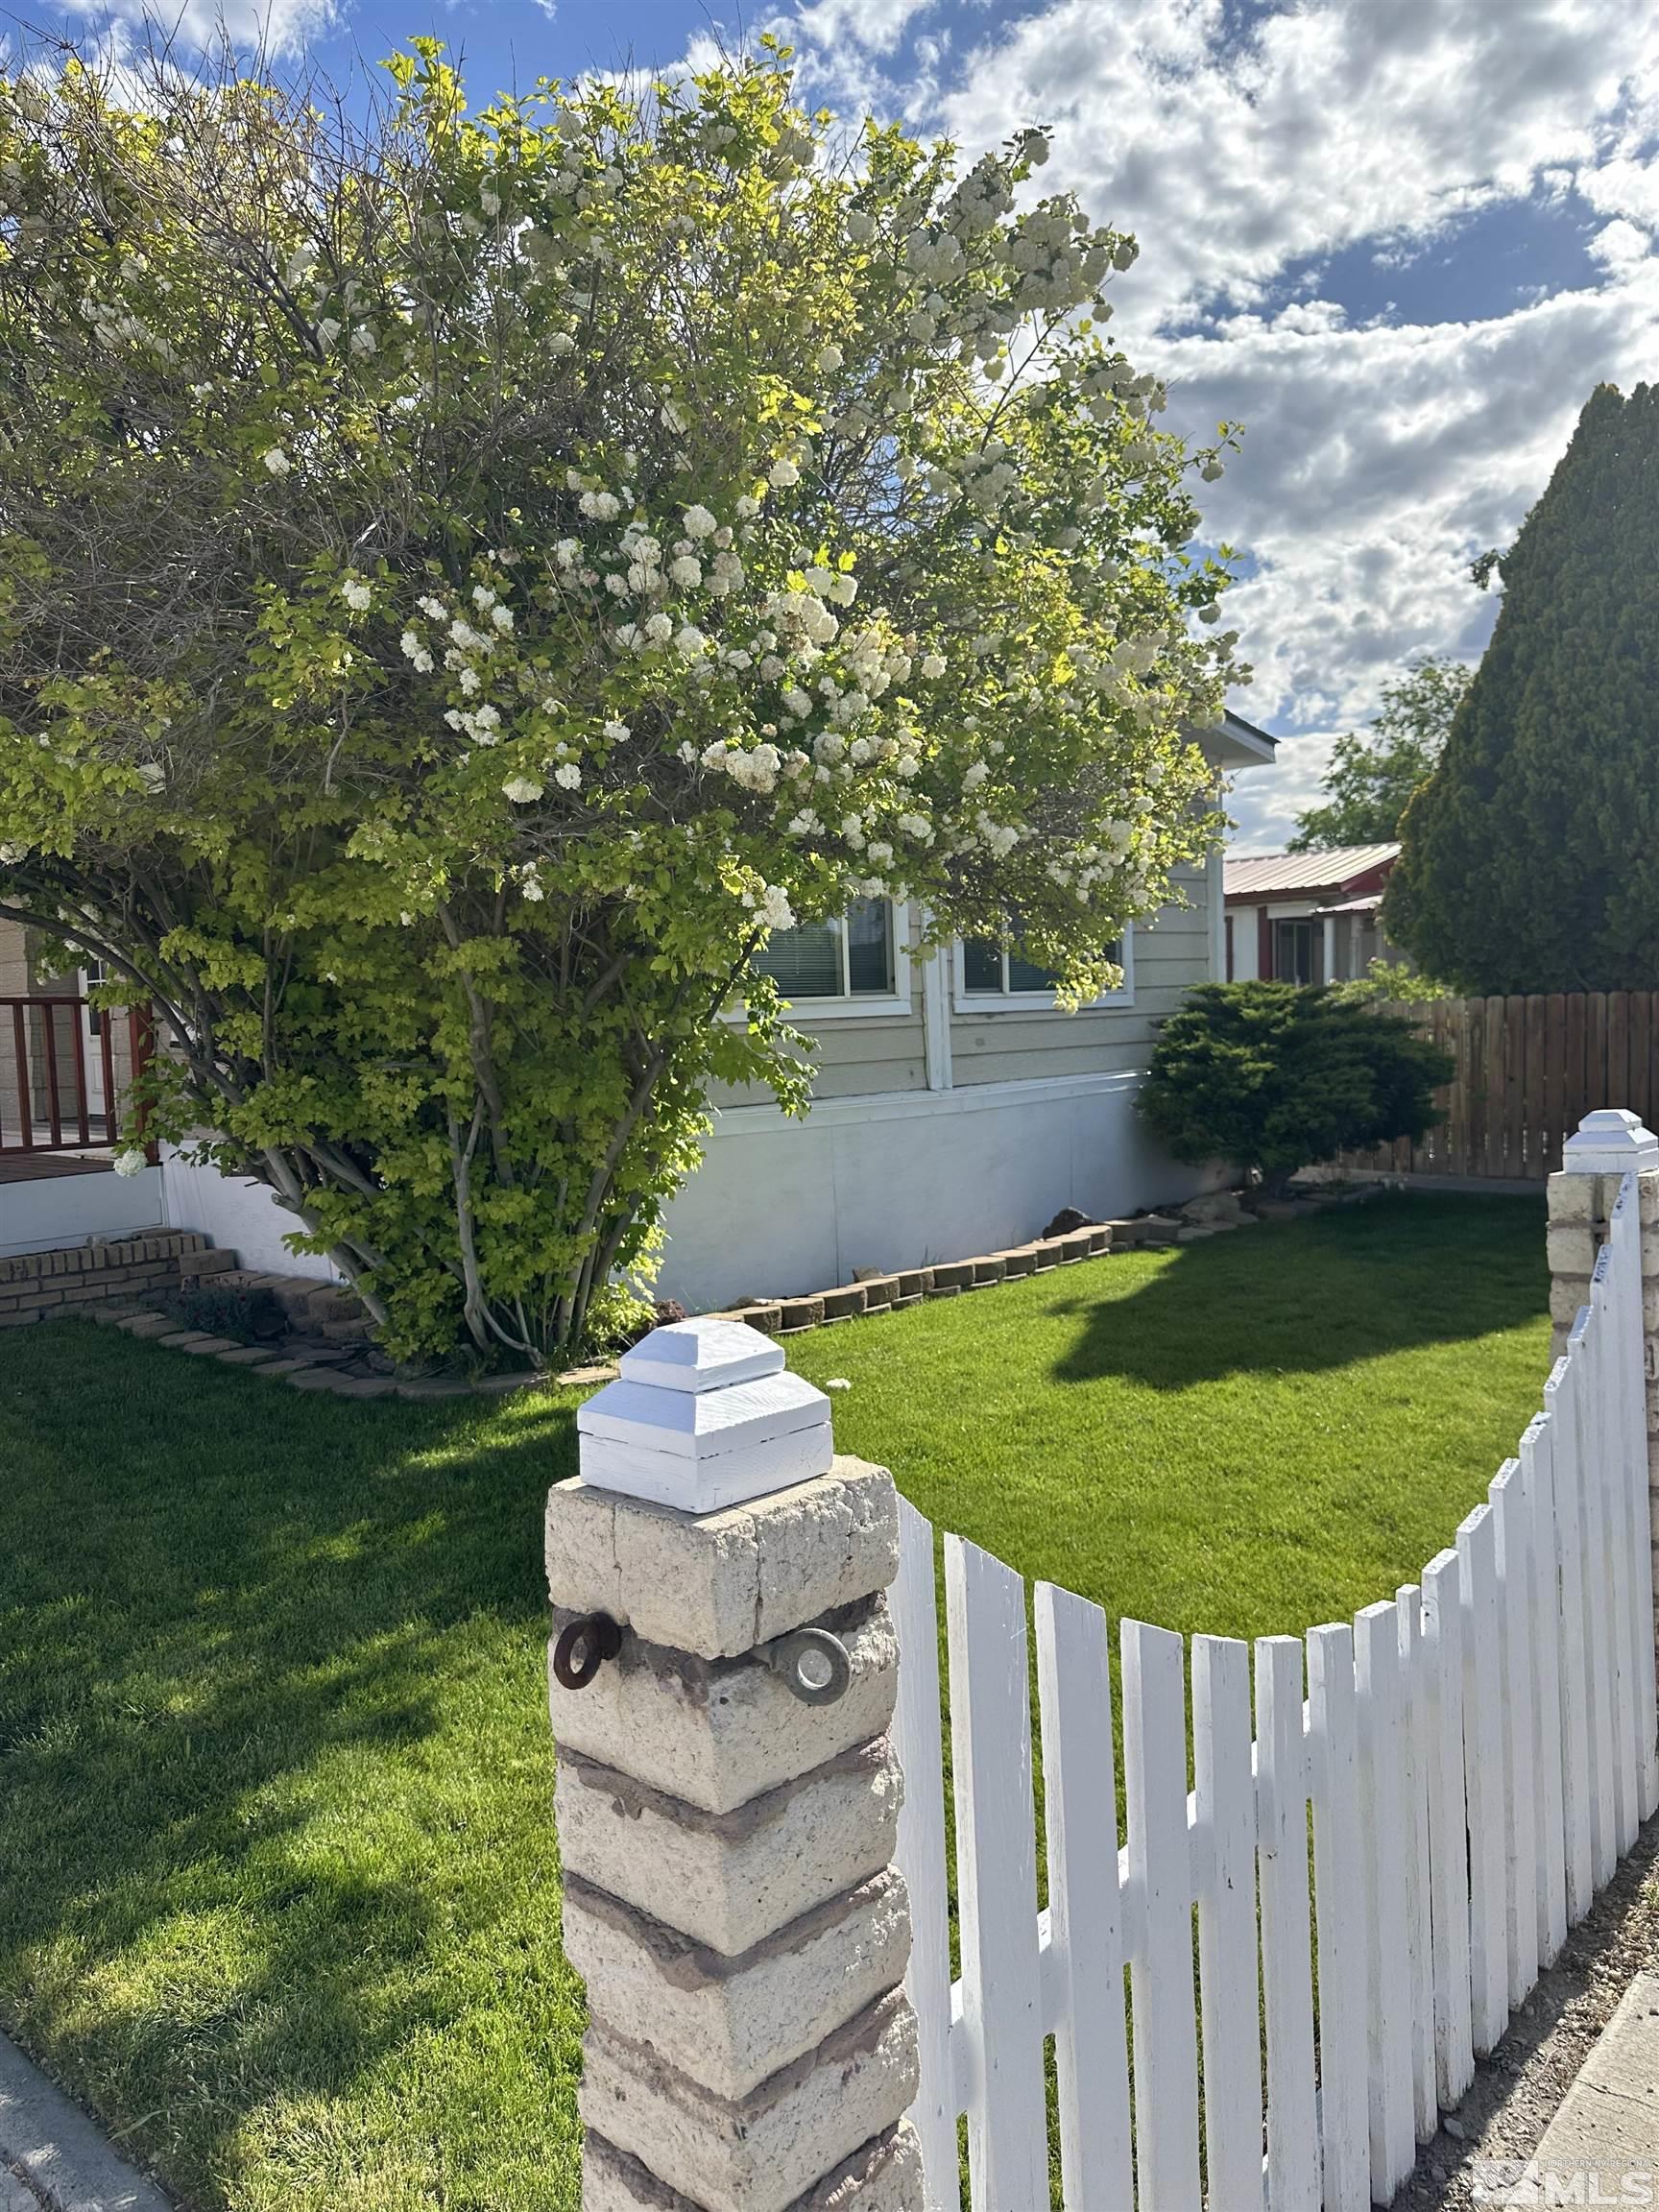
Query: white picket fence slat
[[1192, 1633, 1264, 2212], [1123, 1619, 1204, 2212], [1257, 1635, 1319, 2212], [891, 1166, 1659, 2211], [893, 1497, 956, 2196], [1034, 1583, 1134, 2211], [946, 1535, 1047, 2211], [1458, 1503, 1508, 2057], [1307, 1623, 1368, 2210], [1358, 1601, 1416, 2198], [1396, 1585, 1439, 2143], [1522, 1410, 1570, 1966]]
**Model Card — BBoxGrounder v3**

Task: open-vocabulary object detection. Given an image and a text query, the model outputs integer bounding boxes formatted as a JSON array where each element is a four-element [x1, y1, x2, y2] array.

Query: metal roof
[[1223, 843, 1400, 901]]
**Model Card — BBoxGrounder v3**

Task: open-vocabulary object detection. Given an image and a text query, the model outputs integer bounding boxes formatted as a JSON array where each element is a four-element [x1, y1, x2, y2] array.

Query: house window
[[955, 929, 1131, 1009], [1272, 919, 1317, 985], [749, 899, 902, 1007]]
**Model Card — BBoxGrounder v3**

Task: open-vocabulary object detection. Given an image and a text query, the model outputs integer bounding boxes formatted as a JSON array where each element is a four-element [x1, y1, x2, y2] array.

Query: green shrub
[[1141, 982, 1453, 1193], [173, 1284, 287, 1344], [1328, 958, 1453, 1007]]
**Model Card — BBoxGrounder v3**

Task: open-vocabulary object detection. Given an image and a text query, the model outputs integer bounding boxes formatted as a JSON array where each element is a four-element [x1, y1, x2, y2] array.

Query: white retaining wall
[[157, 1149, 337, 1281], [0, 1163, 165, 1259], [135, 1072, 1205, 1312], [653, 1070, 1214, 1312]]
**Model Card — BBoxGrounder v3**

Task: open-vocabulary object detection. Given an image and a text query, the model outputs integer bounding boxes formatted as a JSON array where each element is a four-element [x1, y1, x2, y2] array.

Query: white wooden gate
[[892, 1170, 1659, 2210]]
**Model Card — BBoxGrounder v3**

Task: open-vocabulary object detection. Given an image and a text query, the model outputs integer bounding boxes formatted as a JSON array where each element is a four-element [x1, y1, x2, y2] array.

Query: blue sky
[[38, 0, 1659, 846]]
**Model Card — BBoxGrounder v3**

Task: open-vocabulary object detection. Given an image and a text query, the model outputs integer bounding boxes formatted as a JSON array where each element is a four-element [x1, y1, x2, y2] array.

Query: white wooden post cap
[[618, 1314, 784, 1393], [1561, 1109, 1659, 1174], [578, 1316, 832, 1513]]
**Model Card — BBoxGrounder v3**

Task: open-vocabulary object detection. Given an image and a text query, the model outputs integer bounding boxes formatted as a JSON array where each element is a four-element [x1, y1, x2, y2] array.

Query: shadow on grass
[[1050, 1192, 1549, 1392], [0, 1319, 586, 2212]]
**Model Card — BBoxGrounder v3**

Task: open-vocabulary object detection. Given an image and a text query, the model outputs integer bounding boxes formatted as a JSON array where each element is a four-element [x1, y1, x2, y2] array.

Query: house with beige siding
[[656, 710, 1276, 1307], [0, 710, 1276, 1302]]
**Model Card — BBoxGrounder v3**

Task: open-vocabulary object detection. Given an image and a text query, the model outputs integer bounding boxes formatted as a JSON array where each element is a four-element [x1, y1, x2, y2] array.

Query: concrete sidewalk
[[0, 2032, 173, 2212], [1514, 1971, 1659, 2203]]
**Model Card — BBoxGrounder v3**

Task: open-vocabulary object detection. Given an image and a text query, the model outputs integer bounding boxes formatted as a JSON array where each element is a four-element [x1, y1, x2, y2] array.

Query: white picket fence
[[892, 1169, 1659, 2211]]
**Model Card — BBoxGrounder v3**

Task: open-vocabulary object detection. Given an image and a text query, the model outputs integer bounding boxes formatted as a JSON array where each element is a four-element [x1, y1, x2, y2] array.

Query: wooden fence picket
[[1307, 1623, 1369, 2208], [1396, 1587, 1438, 2141], [1338, 991, 1659, 1178], [1122, 1620, 1203, 2212], [891, 1498, 955, 2207], [1356, 1602, 1416, 2198], [1458, 1504, 1509, 2056], [1420, 1546, 1475, 2107], [1548, 1349, 1596, 1923], [885, 1165, 1657, 2210], [1191, 1634, 1264, 2212], [1034, 1584, 1133, 2212], [1489, 1459, 1540, 2007], [1611, 1181, 1659, 1818], [1601, 1238, 1654, 1858], [1255, 1636, 1320, 2212], [945, 1536, 1046, 2211], [1571, 1297, 1620, 1890], [1520, 1411, 1569, 1966]]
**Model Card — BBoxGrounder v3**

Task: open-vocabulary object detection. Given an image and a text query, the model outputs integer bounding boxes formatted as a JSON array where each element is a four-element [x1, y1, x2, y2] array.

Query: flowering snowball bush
[[0, 36, 1243, 1361]]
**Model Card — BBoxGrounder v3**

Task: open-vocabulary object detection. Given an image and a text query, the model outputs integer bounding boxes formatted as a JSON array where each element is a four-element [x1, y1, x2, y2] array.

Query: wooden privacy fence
[[892, 1170, 1659, 2211], [1342, 991, 1659, 1182]]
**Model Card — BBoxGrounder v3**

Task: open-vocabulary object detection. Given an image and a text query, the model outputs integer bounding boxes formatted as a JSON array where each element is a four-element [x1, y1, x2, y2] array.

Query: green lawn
[[0, 1193, 1550, 2212]]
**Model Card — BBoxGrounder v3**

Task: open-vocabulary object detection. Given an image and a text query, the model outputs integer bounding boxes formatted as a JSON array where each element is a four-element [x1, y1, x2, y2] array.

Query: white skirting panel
[[656, 1071, 1214, 1312], [0, 1163, 165, 1258], [144, 1073, 1209, 1312], [158, 1148, 338, 1280]]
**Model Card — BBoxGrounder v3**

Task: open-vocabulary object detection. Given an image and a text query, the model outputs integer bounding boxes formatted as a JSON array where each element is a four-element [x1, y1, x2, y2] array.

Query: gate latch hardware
[[553, 1612, 622, 1691]]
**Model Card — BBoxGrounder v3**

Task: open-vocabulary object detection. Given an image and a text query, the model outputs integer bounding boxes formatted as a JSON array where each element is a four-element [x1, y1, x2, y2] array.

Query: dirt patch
[[1398, 1812, 1659, 2208]]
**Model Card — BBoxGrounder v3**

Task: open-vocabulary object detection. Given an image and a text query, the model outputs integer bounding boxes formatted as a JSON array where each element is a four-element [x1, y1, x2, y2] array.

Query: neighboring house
[[1223, 842, 1404, 988], [0, 711, 1279, 1305]]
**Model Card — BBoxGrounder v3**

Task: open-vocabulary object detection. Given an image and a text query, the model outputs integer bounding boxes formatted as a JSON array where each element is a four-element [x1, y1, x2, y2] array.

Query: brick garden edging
[[0, 1229, 232, 1328], [704, 1185, 1377, 1343], [40, 1185, 1376, 1401]]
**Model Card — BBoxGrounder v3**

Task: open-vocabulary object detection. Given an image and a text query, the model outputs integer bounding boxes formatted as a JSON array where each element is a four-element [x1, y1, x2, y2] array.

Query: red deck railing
[[0, 996, 155, 1157]]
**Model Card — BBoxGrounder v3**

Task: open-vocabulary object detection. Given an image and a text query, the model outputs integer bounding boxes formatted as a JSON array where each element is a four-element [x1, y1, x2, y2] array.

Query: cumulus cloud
[[45, 0, 334, 63], [778, 0, 1659, 846]]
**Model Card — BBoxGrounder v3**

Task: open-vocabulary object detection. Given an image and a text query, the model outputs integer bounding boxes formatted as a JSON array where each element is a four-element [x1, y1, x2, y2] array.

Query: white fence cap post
[[1561, 1109, 1659, 1175], [576, 1315, 833, 1513]]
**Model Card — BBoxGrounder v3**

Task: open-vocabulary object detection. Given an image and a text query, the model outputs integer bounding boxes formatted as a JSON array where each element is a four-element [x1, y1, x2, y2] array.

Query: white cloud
[[1228, 733, 1342, 850], [778, 0, 1659, 847], [50, 0, 334, 63]]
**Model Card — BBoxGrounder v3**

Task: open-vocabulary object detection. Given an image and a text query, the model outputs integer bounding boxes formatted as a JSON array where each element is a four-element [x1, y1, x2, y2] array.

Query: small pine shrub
[[1141, 982, 1452, 1194]]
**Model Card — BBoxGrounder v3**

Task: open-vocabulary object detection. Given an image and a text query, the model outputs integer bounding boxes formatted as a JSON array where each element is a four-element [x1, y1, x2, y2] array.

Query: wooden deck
[[0, 1152, 116, 1183]]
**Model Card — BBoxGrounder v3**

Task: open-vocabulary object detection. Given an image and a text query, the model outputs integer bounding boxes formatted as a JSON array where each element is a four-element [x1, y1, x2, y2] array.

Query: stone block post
[[1548, 1107, 1659, 1655], [545, 1314, 924, 2212]]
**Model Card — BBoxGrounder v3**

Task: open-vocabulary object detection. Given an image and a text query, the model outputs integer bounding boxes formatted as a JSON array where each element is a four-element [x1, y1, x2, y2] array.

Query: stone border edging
[[69, 1186, 1382, 1399], [704, 1184, 1382, 1344]]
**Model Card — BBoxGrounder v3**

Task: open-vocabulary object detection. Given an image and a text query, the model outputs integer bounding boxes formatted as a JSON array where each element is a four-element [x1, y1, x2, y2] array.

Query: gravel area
[[1398, 1810, 1659, 2209]]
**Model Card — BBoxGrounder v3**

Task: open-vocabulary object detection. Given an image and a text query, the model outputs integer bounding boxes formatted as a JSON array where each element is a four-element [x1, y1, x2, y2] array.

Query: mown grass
[[0, 1192, 1550, 2211]]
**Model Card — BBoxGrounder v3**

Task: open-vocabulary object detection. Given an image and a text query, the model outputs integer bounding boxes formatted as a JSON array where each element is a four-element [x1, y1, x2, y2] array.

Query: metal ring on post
[[767, 1625, 852, 1706], [553, 1612, 622, 1691]]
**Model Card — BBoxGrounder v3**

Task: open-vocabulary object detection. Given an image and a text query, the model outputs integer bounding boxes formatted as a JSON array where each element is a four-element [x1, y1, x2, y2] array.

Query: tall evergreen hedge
[[1384, 382, 1659, 992]]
